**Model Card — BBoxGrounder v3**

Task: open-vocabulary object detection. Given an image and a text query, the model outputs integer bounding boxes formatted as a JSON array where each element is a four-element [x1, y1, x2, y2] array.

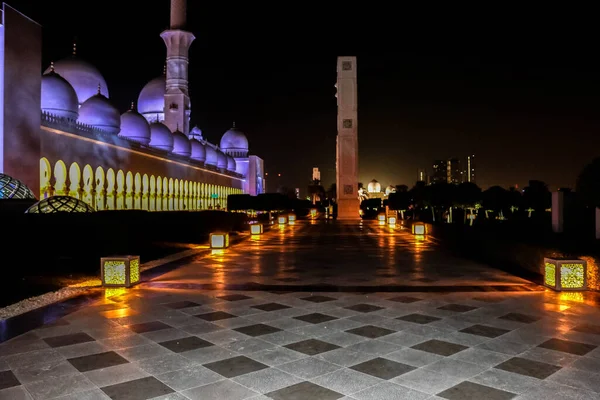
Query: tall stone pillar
[[160, 0, 195, 136], [552, 191, 564, 233], [335, 56, 360, 220]]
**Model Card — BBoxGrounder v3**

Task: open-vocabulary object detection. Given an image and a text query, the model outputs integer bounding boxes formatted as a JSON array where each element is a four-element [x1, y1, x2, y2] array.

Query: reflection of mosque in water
[[0, 1, 265, 210], [358, 179, 396, 202]]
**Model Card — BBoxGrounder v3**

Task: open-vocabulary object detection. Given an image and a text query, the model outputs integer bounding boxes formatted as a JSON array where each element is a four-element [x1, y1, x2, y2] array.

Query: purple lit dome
[[190, 126, 203, 140], [119, 107, 151, 145], [78, 93, 120, 134], [190, 138, 206, 162], [205, 145, 218, 166], [220, 125, 249, 157], [216, 150, 227, 169], [41, 70, 79, 120], [149, 122, 173, 152], [138, 76, 165, 122], [44, 57, 108, 105], [226, 155, 237, 172], [172, 130, 191, 157]]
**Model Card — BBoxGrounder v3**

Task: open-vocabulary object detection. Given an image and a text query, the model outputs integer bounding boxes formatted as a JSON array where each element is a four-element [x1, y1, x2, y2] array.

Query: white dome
[[119, 109, 150, 145], [138, 76, 165, 122], [367, 180, 381, 193], [149, 122, 173, 152], [217, 150, 227, 169], [78, 93, 120, 134], [190, 126, 203, 140], [44, 57, 108, 105], [41, 70, 79, 119], [205, 146, 218, 166], [220, 126, 249, 157], [226, 155, 236, 172], [385, 185, 396, 196], [190, 139, 206, 162], [172, 130, 191, 157]]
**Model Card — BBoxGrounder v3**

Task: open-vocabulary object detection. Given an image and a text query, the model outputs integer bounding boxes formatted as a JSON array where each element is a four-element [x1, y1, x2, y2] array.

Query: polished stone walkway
[[2, 221, 600, 400]]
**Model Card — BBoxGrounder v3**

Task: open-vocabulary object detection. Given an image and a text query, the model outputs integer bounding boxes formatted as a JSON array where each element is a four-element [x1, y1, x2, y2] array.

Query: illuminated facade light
[[278, 215, 287, 225], [378, 214, 385, 222], [288, 213, 296, 222], [412, 222, 427, 235], [310, 208, 317, 218], [101, 255, 140, 288], [388, 216, 397, 225], [210, 232, 230, 249], [250, 224, 263, 235], [544, 257, 587, 292]]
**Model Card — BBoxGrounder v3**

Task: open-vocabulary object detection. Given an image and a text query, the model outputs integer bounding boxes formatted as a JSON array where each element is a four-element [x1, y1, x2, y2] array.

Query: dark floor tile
[[204, 355, 268, 378], [294, 313, 338, 324], [495, 357, 561, 379], [101, 376, 174, 400], [301, 295, 336, 303], [345, 304, 384, 313], [217, 294, 252, 301], [285, 339, 341, 356], [270, 291, 295, 295], [397, 313, 441, 324], [346, 325, 395, 339], [159, 336, 213, 353], [267, 381, 344, 400], [388, 296, 422, 303], [538, 338, 596, 356], [438, 304, 478, 313], [235, 324, 282, 337], [0, 370, 20, 391], [252, 303, 291, 312], [572, 324, 600, 336], [127, 321, 172, 334], [411, 339, 468, 356], [472, 297, 504, 303], [163, 301, 201, 310], [277, 277, 301, 282], [498, 313, 541, 324], [69, 351, 130, 372], [37, 319, 71, 329], [43, 332, 96, 348], [195, 311, 237, 321], [438, 381, 517, 400], [460, 324, 511, 338], [350, 357, 415, 379], [412, 278, 437, 283]]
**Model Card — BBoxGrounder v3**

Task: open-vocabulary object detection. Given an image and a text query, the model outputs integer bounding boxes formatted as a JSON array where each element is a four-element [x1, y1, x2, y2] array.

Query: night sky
[[9, 1, 600, 193]]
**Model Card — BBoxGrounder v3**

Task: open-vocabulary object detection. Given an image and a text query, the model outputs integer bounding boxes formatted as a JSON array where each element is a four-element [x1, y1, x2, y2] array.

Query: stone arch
[[149, 175, 156, 211], [40, 158, 52, 199], [142, 174, 149, 210], [68, 162, 81, 199], [125, 171, 134, 209], [116, 170, 125, 210], [106, 168, 116, 210], [82, 164, 94, 207], [95, 166, 105, 210], [53, 160, 67, 196]]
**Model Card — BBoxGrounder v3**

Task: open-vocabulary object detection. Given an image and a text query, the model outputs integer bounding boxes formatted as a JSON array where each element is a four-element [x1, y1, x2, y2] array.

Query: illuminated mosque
[[0, 0, 265, 210]]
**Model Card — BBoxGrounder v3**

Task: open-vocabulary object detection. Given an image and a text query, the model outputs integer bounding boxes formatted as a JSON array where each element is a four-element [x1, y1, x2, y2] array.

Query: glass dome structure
[[0, 173, 36, 200], [25, 196, 96, 213]]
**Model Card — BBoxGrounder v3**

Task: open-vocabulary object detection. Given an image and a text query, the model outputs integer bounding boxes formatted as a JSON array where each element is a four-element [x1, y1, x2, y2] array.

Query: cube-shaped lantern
[[378, 214, 386, 222], [250, 224, 263, 235], [544, 257, 587, 291], [288, 214, 296, 222], [388, 216, 397, 225], [101, 255, 140, 288], [278, 215, 287, 225], [310, 208, 317, 218], [210, 232, 230, 249], [412, 222, 426, 235]]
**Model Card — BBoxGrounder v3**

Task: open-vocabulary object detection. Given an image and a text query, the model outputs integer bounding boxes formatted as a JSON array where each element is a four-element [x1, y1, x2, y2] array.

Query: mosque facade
[[0, 1, 264, 210]]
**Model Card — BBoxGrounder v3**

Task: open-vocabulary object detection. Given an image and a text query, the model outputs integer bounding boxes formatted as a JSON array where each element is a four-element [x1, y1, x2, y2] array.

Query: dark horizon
[[8, 1, 600, 193]]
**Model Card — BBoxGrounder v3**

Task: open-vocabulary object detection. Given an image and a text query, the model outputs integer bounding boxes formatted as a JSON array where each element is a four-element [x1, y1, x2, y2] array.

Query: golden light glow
[[210, 233, 229, 249], [288, 214, 296, 222], [278, 216, 287, 225], [250, 224, 263, 235], [104, 287, 127, 299], [544, 258, 587, 291], [378, 214, 385, 222], [388, 216, 397, 225], [104, 261, 126, 285], [310, 208, 317, 218], [560, 263, 585, 289], [544, 262, 556, 288], [101, 255, 140, 288], [412, 223, 426, 235]]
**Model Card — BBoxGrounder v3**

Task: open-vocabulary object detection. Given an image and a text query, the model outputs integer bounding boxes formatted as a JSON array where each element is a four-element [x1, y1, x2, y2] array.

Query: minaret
[[160, 0, 195, 136], [335, 56, 360, 219]]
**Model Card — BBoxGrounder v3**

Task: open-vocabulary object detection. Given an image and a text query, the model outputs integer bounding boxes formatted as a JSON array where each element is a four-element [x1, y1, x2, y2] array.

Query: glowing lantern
[[388, 216, 397, 225], [544, 257, 587, 291], [250, 224, 263, 235], [310, 208, 317, 218], [278, 215, 287, 225], [412, 222, 426, 235], [210, 232, 230, 249], [378, 214, 385, 222], [288, 214, 296, 222], [101, 255, 140, 288]]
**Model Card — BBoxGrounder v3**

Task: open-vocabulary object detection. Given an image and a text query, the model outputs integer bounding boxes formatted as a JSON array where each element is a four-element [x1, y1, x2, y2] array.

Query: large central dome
[[138, 76, 165, 123], [44, 57, 108, 105], [220, 125, 249, 157]]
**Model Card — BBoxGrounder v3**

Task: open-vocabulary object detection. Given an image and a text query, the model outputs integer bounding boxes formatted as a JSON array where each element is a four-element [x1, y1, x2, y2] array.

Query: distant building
[[431, 160, 447, 184], [312, 167, 320, 182], [464, 155, 475, 183], [295, 188, 300, 198], [447, 158, 461, 184], [417, 169, 428, 184]]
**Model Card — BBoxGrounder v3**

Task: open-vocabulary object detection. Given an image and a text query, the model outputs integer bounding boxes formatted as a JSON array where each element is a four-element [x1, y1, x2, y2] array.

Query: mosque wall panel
[[0, 5, 41, 192]]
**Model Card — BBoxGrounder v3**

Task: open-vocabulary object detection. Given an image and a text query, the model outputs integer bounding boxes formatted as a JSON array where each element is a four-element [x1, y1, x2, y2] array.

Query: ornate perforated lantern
[[210, 232, 230, 249], [278, 215, 287, 225], [288, 213, 296, 222], [250, 224, 263, 235], [544, 257, 587, 291], [377, 214, 385, 222], [412, 222, 426, 235], [310, 208, 317, 218], [388, 216, 397, 226], [101, 255, 140, 288], [0, 173, 36, 200]]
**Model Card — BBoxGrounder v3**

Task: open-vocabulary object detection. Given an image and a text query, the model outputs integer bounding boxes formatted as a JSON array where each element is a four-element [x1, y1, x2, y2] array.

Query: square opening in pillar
[[544, 258, 587, 291], [101, 255, 140, 288], [210, 233, 230, 249], [343, 119, 353, 129], [342, 61, 352, 70]]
